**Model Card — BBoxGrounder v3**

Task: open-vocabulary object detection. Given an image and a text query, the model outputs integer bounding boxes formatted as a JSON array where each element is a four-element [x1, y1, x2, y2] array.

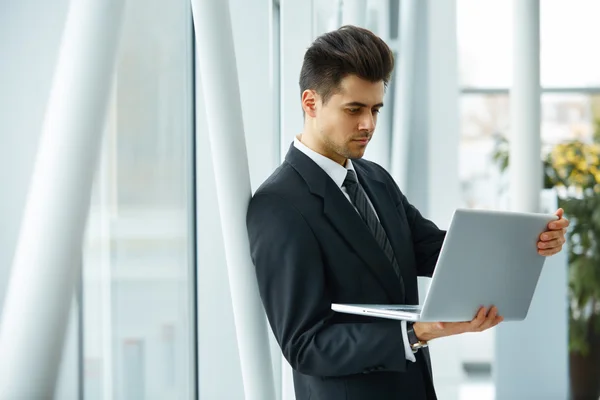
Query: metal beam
[[461, 87, 600, 95]]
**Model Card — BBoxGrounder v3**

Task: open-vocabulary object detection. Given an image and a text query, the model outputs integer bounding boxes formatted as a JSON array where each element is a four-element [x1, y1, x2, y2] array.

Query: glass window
[[459, 94, 600, 209], [459, 94, 510, 209], [458, 0, 600, 88], [82, 0, 195, 398], [457, 0, 512, 88], [541, 0, 600, 87]]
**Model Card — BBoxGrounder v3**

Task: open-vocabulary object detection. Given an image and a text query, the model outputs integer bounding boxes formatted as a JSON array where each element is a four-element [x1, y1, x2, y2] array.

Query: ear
[[301, 90, 318, 118]]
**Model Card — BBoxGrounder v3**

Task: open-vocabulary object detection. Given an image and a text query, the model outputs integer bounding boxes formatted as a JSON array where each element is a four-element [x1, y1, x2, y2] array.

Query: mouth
[[353, 138, 370, 144]]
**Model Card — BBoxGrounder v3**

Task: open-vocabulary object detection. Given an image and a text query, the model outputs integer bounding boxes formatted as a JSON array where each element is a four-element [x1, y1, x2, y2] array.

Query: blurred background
[[1, 0, 599, 399]]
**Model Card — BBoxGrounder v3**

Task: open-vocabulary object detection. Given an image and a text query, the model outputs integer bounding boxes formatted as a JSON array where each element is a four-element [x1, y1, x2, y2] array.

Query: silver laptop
[[331, 208, 558, 322]]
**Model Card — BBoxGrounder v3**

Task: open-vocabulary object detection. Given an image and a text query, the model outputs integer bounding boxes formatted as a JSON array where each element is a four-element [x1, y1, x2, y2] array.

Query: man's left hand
[[537, 208, 569, 256]]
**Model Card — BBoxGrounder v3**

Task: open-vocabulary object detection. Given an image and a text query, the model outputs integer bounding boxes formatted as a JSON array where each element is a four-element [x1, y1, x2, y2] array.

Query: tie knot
[[343, 170, 358, 187]]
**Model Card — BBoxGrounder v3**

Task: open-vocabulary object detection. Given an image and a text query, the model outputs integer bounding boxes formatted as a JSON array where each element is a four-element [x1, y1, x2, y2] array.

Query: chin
[[347, 150, 366, 160]]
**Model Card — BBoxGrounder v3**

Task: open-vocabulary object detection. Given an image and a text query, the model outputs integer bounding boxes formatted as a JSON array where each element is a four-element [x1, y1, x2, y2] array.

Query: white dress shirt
[[293, 136, 417, 363]]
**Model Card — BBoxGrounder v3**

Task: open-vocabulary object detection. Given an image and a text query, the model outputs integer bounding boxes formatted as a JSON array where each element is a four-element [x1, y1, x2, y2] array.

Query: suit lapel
[[322, 181, 405, 303], [285, 145, 405, 303], [353, 162, 415, 295]]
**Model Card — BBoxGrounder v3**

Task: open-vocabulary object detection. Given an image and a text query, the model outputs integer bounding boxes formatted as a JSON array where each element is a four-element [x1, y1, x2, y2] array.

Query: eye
[[372, 109, 381, 115], [347, 108, 360, 114]]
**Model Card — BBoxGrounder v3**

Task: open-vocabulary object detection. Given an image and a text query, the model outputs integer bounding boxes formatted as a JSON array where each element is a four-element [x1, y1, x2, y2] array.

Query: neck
[[299, 129, 347, 166]]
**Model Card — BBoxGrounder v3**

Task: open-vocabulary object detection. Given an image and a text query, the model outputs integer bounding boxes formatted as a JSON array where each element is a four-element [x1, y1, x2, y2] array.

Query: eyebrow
[[343, 101, 384, 108]]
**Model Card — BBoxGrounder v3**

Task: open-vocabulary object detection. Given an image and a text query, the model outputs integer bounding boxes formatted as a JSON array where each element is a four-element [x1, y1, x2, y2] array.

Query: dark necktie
[[343, 170, 402, 281]]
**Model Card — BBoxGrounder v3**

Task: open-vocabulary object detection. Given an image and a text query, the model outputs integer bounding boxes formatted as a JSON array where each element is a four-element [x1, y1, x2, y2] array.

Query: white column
[[390, 0, 417, 190], [280, 0, 315, 157], [230, 0, 278, 192], [190, 1, 276, 400], [0, 0, 126, 397], [425, 0, 461, 228], [396, 1, 463, 399], [341, 0, 367, 27], [424, 2, 463, 399], [494, 1, 568, 398], [195, 72, 245, 400], [509, 0, 542, 213], [279, 3, 315, 397], [229, 0, 281, 398], [362, 0, 392, 171]]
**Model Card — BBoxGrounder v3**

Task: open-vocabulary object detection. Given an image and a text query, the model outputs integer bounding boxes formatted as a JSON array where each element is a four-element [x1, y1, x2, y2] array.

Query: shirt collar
[[293, 135, 354, 189]]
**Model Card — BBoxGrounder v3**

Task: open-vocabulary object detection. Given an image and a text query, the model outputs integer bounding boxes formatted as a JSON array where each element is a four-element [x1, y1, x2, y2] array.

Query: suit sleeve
[[247, 192, 409, 377], [400, 193, 446, 277]]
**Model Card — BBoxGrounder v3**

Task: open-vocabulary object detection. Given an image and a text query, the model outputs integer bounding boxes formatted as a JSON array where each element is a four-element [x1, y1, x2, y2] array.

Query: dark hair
[[299, 25, 395, 104]]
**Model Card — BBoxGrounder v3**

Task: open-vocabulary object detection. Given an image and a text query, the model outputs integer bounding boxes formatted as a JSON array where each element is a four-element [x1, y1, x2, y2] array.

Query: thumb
[[555, 208, 564, 219]]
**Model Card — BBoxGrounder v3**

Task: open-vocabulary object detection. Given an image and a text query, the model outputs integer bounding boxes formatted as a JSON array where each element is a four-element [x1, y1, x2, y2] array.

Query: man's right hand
[[413, 306, 503, 342]]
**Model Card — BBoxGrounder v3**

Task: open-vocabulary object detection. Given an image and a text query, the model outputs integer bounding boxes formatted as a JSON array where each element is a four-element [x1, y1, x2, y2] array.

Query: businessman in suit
[[246, 25, 568, 400]]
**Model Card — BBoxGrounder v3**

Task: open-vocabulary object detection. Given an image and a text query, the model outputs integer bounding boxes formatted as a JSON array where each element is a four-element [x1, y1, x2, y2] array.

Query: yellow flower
[[552, 155, 569, 168], [569, 171, 582, 185], [577, 160, 588, 171]]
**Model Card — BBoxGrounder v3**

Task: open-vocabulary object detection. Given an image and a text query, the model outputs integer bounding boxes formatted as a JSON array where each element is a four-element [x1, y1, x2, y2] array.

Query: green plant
[[492, 124, 600, 356], [546, 140, 600, 356]]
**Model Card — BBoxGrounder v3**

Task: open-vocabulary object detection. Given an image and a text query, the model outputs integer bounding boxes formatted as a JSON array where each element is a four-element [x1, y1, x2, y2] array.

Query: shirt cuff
[[401, 320, 417, 362]]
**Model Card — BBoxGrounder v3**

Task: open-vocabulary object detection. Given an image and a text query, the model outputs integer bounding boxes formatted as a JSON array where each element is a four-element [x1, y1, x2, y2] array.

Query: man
[[246, 26, 568, 400]]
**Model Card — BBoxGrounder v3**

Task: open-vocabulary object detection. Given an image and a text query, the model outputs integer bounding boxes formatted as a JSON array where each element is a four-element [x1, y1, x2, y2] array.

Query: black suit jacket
[[247, 145, 446, 400]]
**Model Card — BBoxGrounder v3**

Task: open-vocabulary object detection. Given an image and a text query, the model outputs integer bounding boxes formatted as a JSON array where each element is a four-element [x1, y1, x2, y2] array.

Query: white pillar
[[0, 0, 126, 397], [279, 2, 316, 398], [424, 2, 463, 399], [362, 0, 392, 171], [280, 0, 315, 156], [509, 0, 542, 213], [396, 1, 463, 399], [425, 0, 461, 229], [341, 0, 367, 27], [229, 0, 281, 398], [190, 1, 276, 400], [195, 72, 245, 400], [390, 0, 417, 190], [494, 1, 568, 398]]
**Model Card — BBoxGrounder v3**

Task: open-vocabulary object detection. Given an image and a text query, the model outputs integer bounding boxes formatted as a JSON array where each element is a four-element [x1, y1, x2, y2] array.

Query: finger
[[538, 247, 561, 256], [539, 230, 564, 241], [469, 307, 487, 330], [554, 208, 564, 219], [538, 237, 565, 250], [476, 306, 498, 332], [548, 218, 569, 230], [492, 315, 504, 327]]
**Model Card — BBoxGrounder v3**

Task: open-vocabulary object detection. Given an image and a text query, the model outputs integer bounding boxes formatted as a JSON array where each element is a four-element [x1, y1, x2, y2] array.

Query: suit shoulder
[[251, 161, 313, 209], [353, 158, 394, 183], [254, 162, 297, 196]]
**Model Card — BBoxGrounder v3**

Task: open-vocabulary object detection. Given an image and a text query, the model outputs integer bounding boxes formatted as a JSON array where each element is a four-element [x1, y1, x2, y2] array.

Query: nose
[[358, 112, 375, 132]]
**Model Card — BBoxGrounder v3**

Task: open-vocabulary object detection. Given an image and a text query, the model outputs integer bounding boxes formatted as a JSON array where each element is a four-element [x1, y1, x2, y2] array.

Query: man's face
[[304, 74, 384, 164]]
